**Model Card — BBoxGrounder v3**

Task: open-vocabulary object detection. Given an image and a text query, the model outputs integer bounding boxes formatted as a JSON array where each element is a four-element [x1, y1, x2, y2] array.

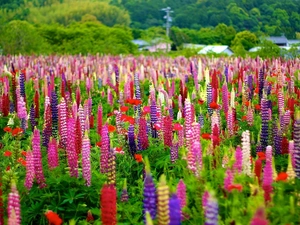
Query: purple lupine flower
[[260, 96, 269, 150], [24, 150, 34, 190], [293, 113, 300, 178], [169, 194, 181, 225], [233, 146, 243, 173], [248, 74, 254, 100], [48, 138, 59, 170], [7, 182, 21, 225], [50, 93, 58, 139], [258, 68, 264, 102], [222, 83, 229, 114], [29, 104, 36, 131], [134, 73, 142, 119], [82, 131, 91, 186], [42, 105, 52, 148], [138, 118, 149, 150], [143, 174, 157, 220], [67, 117, 78, 177], [262, 146, 273, 203], [150, 98, 158, 138], [184, 98, 193, 151], [128, 124, 137, 156], [32, 128, 46, 188], [198, 113, 204, 128], [274, 126, 282, 155], [170, 142, 179, 163], [224, 168, 233, 192], [163, 116, 173, 147], [177, 179, 187, 220], [120, 179, 128, 202], [205, 194, 219, 225], [100, 124, 110, 173], [19, 72, 25, 103]]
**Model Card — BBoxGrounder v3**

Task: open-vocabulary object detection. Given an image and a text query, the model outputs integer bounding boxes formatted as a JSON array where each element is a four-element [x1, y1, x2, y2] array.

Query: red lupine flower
[[3, 127, 12, 133], [86, 210, 94, 222], [96, 141, 101, 147], [201, 133, 211, 140], [245, 101, 250, 107], [276, 172, 288, 182], [6, 165, 10, 171], [198, 99, 205, 105], [257, 152, 266, 161], [4, 151, 12, 157], [120, 106, 129, 112], [209, 102, 219, 109], [45, 210, 63, 225], [134, 154, 143, 163], [228, 184, 243, 192], [12, 127, 23, 136], [173, 123, 183, 131], [108, 125, 116, 133], [255, 104, 261, 110]]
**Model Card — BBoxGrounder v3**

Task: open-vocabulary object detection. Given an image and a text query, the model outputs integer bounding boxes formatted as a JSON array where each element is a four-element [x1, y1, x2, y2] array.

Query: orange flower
[[45, 210, 63, 225], [17, 157, 26, 166], [228, 184, 243, 192], [209, 102, 219, 109], [4, 151, 12, 157], [120, 106, 129, 112], [255, 104, 261, 110], [134, 154, 143, 163], [3, 126, 12, 133], [12, 127, 23, 136], [276, 172, 288, 182], [108, 125, 116, 133], [201, 133, 211, 140], [21, 150, 27, 157]]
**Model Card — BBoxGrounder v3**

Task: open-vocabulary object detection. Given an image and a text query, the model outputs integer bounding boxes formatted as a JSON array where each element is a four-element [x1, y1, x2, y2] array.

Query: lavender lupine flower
[[163, 116, 172, 147], [42, 105, 52, 148], [33, 128, 46, 188], [150, 98, 158, 138], [120, 179, 129, 202], [222, 82, 229, 115], [48, 138, 59, 170], [24, 150, 34, 190], [224, 168, 233, 192], [184, 98, 193, 151], [107, 150, 116, 186], [207, 84, 213, 116], [157, 175, 169, 225], [138, 118, 149, 150], [177, 179, 187, 220], [134, 73, 142, 119], [143, 158, 157, 220], [169, 194, 181, 225], [51, 90, 59, 138], [58, 98, 67, 148], [198, 113, 204, 128], [19, 72, 25, 103], [205, 194, 219, 225], [277, 90, 284, 115], [293, 112, 300, 178], [248, 74, 254, 100], [260, 96, 269, 150], [29, 104, 36, 131], [233, 146, 243, 173], [263, 146, 273, 203], [82, 131, 91, 186], [7, 182, 21, 225], [100, 125, 110, 173], [67, 117, 78, 177], [128, 124, 137, 156], [170, 143, 179, 163]]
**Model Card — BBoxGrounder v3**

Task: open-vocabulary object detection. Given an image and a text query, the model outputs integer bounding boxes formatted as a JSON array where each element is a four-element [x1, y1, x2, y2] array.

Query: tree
[[231, 30, 258, 51]]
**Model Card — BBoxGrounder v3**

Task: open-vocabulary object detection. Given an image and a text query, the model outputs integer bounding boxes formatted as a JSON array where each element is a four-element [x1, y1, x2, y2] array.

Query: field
[[0, 55, 299, 225]]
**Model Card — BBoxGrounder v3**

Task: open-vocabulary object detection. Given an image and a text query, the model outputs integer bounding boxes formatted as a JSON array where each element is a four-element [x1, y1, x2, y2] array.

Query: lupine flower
[[207, 84, 213, 115], [185, 98, 193, 151], [107, 151, 116, 185], [169, 194, 181, 225], [51, 91, 59, 138], [163, 116, 172, 147], [150, 98, 158, 138], [293, 112, 300, 178], [75, 116, 82, 155], [0, 170, 3, 225], [222, 82, 229, 114], [128, 124, 137, 156], [42, 105, 52, 148], [97, 104, 103, 136], [170, 142, 179, 163], [289, 140, 295, 168], [32, 128, 46, 188], [205, 194, 219, 225], [82, 131, 91, 186], [233, 146, 243, 173], [250, 207, 269, 225], [138, 118, 149, 150], [227, 107, 234, 136], [58, 98, 67, 148], [263, 146, 273, 203], [202, 191, 210, 210], [1, 94, 9, 116], [177, 179, 187, 220], [100, 124, 110, 173], [242, 130, 251, 176], [254, 159, 262, 185], [7, 181, 21, 225], [120, 179, 129, 202], [78, 104, 85, 137], [19, 72, 26, 102], [34, 90, 39, 118], [224, 168, 233, 191], [86, 210, 94, 222], [29, 104, 36, 131], [260, 96, 269, 150], [247, 105, 254, 126], [157, 174, 169, 225], [67, 117, 78, 177], [48, 138, 59, 170], [286, 153, 296, 180], [101, 184, 117, 225]]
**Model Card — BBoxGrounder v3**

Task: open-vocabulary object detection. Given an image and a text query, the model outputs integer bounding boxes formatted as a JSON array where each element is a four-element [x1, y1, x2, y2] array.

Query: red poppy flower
[[45, 210, 63, 225], [12, 127, 23, 136], [126, 99, 142, 106], [173, 123, 183, 131], [201, 133, 211, 140], [96, 141, 101, 147], [276, 172, 288, 182], [17, 157, 26, 166], [4, 151, 12, 157], [255, 104, 261, 110], [3, 126, 12, 133], [121, 115, 135, 125], [120, 106, 129, 112], [143, 106, 151, 115], [228, 184, 243, 192], [115, 147, 123, 152], [257, 152, 266, 161], [153, 123, 162, 130], [21, 150, 27, 157], [198, 99, 205, 105], [242, 115, 247, 121], [209, 102, 219, 109], [108, 125, 116, 133], [134, 154, 143, 163]]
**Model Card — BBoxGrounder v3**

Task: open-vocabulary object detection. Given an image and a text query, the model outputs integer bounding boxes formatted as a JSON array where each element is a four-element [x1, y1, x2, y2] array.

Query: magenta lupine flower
[[97, 104, 103, 136], [262, 146, 273, 203], [76, 86, 81, 107], [108, 88, 114, 106], [233, 146, 243, 174], [17, 96, 27, 132], [138, 118, 149, 150], [250, 207, 269, 225], [100, 124, 110, 173], [67, 117, 78, 177], [192, 122, 201, 142], [184, 98, 193, 151], [222, 82, 229, 115], [224, 168, 233, 192], [72, 101, 78, 119], [32, 128, 46, 188], [227, 107, 234, 136], [48, 138, 59, 170], [82, 131, 91, 186], [75, 116, 82, 155], [177, 179, 187, 220], [202, 191, 210, 210], [58, 98, 67, 148], [24, 150, 34, 190], [170, 142, 179, 163], [163, 116, 172, 147], [7, 182, 21, 225], [78, 104, 85, 136]]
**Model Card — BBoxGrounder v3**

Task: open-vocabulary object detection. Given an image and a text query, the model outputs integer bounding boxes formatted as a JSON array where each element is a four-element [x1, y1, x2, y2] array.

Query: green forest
[[0, 0, 300, 56]]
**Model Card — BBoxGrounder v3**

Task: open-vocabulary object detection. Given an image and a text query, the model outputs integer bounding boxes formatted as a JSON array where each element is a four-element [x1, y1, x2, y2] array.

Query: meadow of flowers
[[0, 55, 299, 225]]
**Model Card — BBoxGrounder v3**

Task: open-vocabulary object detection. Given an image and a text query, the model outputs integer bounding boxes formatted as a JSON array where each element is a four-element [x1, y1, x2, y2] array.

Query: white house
[[198, 45, 233, 56]]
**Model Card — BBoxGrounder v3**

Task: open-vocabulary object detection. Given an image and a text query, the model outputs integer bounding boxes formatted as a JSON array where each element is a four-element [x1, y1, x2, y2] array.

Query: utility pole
[[161, 7, 173, 52]]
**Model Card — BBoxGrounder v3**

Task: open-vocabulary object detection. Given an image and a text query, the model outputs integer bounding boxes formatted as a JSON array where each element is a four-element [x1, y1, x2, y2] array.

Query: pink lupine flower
[[67, 117, 78, 177], [100, 124, 110, 173], [33, 128, 46, 188], [7, 182, 21, 225], [82, 131, 91, 186], [233, 146, 243, 173], [177, 179, 187, 220], [24, 150, 34, 190], [58, 98, 67, 148], [48, 138, 59, 170], [224, 168, 233, 192], [263, 146, 273, 203]]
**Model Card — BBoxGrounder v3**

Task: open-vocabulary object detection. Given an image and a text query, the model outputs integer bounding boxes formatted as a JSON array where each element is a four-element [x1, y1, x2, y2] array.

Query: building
[[198, 45, 233, 56], [266, 35, 288, 46]]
